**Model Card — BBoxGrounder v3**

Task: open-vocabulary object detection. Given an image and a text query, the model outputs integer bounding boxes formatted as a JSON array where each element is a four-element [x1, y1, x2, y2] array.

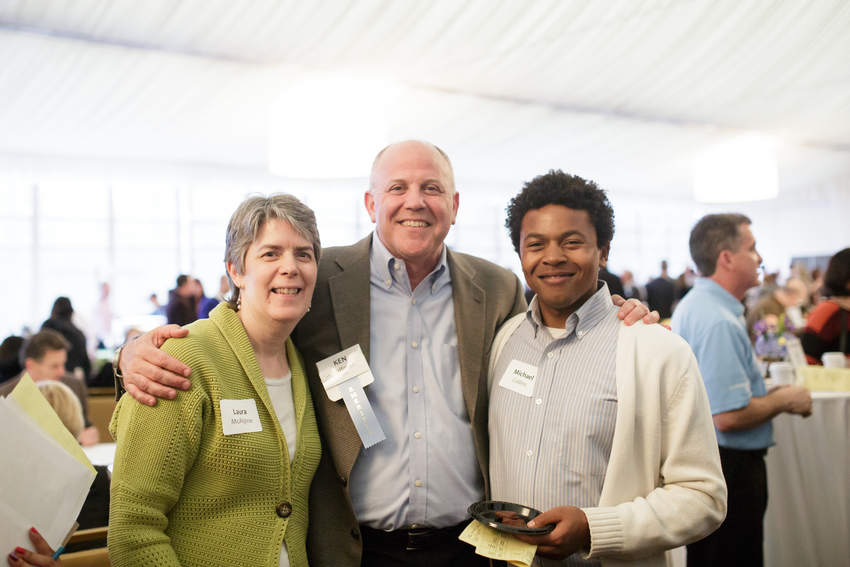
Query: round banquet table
[[764, 392, 850, 567]]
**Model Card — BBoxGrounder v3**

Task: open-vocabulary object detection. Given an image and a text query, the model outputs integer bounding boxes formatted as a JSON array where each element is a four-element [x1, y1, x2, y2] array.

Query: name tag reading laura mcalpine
[[316, 345, 386, 449], [220, 399, 262, 436], [498, 360, 538, 397]]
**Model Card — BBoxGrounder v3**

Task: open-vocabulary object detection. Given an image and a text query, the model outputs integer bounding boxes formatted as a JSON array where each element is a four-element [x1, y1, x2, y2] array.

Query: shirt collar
[[370, 231, 450, 292], [693, 277, 744, 316], [526, 281, 614, 339]]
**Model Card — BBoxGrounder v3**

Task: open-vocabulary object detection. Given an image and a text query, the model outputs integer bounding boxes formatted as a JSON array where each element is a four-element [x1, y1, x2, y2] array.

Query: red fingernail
[[15, 547, 26, 554], [30, 527, 39, 535]]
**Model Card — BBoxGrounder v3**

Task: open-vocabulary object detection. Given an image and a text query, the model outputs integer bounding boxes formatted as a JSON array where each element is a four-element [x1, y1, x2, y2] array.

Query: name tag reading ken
[[498, 359, 538, 397], [220, 399, 262, 436], [316, 345, 386, 449]]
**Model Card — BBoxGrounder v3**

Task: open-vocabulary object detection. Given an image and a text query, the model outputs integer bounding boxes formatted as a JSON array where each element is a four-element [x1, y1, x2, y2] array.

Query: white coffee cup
[[770, 361, 795, 385], [822, 352, 847, 369]]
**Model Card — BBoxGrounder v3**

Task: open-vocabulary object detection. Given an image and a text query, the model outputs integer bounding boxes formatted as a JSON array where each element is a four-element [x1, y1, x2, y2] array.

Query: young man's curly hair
[[505, 170, 615, 253]]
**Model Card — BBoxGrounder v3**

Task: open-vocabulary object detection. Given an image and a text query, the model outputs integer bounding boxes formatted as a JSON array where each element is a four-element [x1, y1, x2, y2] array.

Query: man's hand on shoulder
[[611, 294, 660, 326], [119, 325, 192, 407], [516, 506, 591, 560]]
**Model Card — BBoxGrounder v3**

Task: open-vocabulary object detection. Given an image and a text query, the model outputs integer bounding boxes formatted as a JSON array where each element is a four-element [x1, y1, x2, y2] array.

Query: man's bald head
[[369, 140, 455, 193]]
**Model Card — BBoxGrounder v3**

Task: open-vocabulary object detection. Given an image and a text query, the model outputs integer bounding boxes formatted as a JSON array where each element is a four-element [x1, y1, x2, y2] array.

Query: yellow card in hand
[[459, 520, 537, 567]]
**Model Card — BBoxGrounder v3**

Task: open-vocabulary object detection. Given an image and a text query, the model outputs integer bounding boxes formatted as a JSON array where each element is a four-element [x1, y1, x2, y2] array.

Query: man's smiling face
[[365, 140, 459, 272], [520, 204, 608, 328]]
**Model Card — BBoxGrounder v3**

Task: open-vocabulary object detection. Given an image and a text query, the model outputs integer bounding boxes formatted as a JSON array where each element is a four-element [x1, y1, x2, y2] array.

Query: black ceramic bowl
[[468, 500, 555, 535]]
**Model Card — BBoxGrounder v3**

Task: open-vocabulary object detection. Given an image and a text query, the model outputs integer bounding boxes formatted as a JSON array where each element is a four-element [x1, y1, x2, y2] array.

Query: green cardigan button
[[276, 502, 293, 518]]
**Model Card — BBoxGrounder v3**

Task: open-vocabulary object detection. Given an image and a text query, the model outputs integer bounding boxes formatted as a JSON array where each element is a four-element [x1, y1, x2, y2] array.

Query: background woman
[[108, 194, 322, 567], [802, 248, 850, 364], [36, 380, 111, 534], [41, 297, 91, 382]]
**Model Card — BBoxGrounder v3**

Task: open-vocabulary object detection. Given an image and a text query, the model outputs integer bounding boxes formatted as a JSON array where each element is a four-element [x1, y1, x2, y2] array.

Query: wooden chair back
[[63, 526, 109, 567]]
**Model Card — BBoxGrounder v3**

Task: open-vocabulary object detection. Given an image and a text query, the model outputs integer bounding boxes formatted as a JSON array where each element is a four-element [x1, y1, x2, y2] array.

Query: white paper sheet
[[0, 397, 96, 554]]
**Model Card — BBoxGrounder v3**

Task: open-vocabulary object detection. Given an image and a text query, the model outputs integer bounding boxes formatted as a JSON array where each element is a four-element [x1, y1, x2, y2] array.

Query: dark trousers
[[360, 522, 488, 567], [687, 446, 768, 567]]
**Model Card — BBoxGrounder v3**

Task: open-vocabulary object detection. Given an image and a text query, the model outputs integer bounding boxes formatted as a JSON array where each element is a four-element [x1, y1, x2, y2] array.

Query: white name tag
[[316, 345, 375, 402], [220, 399, 263, 436], [498, 359, 538, 397]]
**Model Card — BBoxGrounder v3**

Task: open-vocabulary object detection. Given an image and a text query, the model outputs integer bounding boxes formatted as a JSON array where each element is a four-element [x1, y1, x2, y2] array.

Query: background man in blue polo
[[672, 213, 812, 567]]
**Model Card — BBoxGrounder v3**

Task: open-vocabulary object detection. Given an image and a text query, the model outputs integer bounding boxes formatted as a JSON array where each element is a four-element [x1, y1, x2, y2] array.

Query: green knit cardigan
[[108, 304, 321, 567]]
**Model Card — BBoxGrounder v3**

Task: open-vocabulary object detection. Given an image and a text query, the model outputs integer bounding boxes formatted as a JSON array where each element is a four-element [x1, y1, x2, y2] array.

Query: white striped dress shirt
[[490, 283, 619, 566]]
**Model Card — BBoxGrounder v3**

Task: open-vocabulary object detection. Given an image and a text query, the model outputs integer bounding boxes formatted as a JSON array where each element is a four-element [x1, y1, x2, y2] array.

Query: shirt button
[[411, 298, 417, 305], [276, 502, 292, 518], [414, 431, 422, 439], [578, 330, 585, 338], [394, 263, 402, 271], [535, 398, 542, 405], [547, 352, 554, 359], [414, 480, 423, 487], [526, 450, 533, 457], [412, 386, 420, 393], [411, 341, 419, 348], [385, 279, 391, 286]]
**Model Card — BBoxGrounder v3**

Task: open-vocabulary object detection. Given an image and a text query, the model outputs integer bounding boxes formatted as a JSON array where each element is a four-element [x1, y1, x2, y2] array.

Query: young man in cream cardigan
[[488, 171, 726, 566]]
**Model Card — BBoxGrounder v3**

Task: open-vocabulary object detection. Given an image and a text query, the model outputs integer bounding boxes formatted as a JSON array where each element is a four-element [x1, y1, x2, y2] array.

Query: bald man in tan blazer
[[295, 233, 525, 566]]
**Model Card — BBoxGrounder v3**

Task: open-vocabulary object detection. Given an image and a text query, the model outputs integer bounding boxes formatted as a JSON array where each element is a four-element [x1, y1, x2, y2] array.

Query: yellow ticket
[[459, 520, 537, 567]]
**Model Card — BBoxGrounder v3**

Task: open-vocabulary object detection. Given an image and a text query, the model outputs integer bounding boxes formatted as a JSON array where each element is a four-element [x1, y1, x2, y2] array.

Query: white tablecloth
[[764, 392, 850, 567], [671, 393, 849, 567], [82, 442, 116, 468]]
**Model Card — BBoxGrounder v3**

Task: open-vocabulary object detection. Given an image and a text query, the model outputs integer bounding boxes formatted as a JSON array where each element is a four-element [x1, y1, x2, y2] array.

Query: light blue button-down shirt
[[672, 278, 773, 450], [348, 233, 482, 530]]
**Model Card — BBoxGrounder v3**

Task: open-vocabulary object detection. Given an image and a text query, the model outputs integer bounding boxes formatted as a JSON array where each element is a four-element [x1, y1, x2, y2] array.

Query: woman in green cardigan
[[108, 194, 323, 567]]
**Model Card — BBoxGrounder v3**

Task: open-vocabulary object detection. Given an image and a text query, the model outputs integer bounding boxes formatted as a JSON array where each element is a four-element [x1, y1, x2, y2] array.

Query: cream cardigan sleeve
[[582, 323, 727, 564]]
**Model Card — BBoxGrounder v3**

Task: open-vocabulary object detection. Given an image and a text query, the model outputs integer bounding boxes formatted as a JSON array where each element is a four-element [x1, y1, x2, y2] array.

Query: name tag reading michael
[[220, 399, 263, 436], [317, 345, 385, 448], [498, 360, 538, 397]]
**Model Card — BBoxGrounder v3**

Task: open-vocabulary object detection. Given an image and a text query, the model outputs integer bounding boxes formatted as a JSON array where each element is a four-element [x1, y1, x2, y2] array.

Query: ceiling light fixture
[[693, 134, 779, 203], [268, 73, 396, 178]]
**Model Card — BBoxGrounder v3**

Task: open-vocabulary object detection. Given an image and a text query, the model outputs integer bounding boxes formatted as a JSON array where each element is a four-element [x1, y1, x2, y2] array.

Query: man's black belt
[[360, 520, 468, 552]]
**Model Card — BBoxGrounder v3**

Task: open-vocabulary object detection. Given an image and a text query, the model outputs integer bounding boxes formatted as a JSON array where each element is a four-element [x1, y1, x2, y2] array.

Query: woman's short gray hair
[[224, 194, 321, 310]]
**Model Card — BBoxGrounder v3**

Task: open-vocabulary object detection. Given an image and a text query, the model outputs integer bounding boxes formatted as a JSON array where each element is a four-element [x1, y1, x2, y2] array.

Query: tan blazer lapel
[[448, 249, 487, 425], [322, 236, 372, 477], [329, 246, 372, 362]]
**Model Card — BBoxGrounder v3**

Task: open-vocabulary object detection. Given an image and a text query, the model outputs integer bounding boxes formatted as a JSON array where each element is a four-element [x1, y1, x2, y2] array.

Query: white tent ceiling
[[1, 0, 849, 196]]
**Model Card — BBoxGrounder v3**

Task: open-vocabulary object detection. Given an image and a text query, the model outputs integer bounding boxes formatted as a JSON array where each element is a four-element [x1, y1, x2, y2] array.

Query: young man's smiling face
[[520, 204, 609, 328]]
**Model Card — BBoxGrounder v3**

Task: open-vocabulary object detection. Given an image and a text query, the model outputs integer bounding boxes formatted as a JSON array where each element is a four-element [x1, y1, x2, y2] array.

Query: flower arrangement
[[753, 313, 795, 360]]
